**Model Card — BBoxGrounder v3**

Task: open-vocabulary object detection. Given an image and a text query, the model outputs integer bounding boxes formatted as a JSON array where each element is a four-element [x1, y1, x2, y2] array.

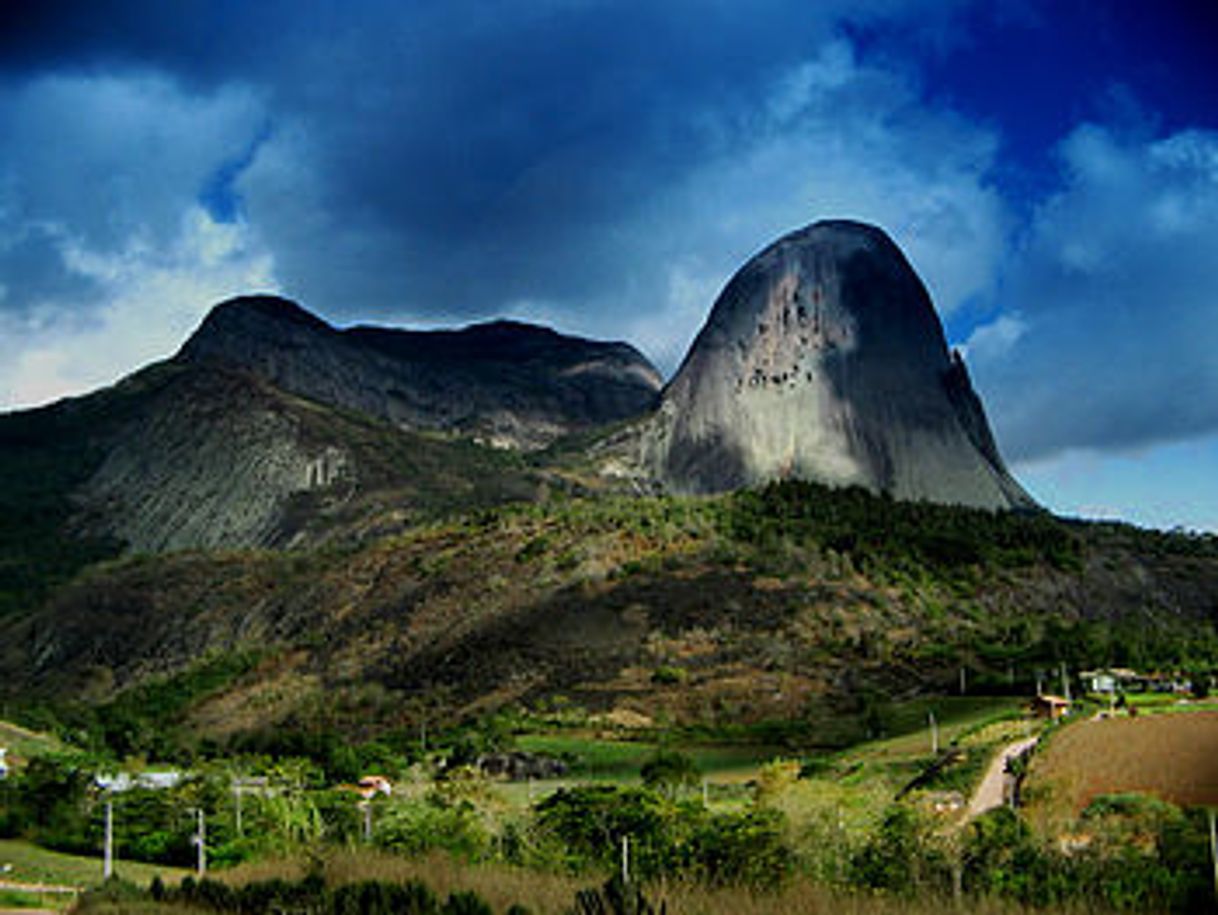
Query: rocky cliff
[[74, 366, 360, 553], [178, 296, 663, 450], [638, 221, 1032, 509]]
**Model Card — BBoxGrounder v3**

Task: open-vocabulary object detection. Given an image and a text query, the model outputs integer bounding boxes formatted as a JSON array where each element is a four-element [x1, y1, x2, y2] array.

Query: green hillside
[[3, 479, 1214, 762]]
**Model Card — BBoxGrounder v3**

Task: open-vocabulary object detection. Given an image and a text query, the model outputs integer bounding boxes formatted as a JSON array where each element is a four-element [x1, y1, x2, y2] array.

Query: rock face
[[179, 296, 663, 450], [78, 368, 354, 553], [641, 220, 1032, 509]]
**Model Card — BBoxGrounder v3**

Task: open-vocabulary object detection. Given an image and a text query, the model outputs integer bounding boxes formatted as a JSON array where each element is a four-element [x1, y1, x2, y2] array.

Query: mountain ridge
[[179, 294, 664, 451], [1, 219, 1039, 595]]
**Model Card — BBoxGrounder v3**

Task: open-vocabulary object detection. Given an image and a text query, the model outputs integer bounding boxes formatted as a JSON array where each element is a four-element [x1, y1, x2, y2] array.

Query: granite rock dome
[[641, 220, 1032, 509]]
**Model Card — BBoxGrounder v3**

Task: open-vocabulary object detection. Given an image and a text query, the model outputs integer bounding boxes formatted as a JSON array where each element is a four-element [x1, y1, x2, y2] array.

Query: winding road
[[967, 736, 1038, 819]]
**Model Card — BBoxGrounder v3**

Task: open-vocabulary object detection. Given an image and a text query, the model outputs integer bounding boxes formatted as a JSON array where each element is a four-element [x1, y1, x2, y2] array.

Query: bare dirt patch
[[1025, 710, 1218, 826]]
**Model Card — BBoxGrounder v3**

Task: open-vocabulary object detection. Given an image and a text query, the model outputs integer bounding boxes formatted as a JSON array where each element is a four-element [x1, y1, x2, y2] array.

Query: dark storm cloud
[[0, 0, 296, 82], [3, 0, 963, 323], [231, 0, 933, 317], [0, 225, 101, 314]]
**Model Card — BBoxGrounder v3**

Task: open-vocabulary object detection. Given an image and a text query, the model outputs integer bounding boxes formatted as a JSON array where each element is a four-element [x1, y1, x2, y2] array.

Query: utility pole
[[192, 809, 206, 877], [103, 796, 114, 880], [929, 711, 939, 755], [233, 783, 243, 837], [361, 801, 373, 842], [1209, 809, 1217, 905], [959, 666, 967, 695], [950, 836, 963, 911], [1060, 662, 1071, 703], [620, 835, 630, 885]]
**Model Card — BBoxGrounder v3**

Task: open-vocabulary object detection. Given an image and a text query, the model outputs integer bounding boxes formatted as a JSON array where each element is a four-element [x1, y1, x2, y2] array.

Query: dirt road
[[967, 736, 1038, 819]]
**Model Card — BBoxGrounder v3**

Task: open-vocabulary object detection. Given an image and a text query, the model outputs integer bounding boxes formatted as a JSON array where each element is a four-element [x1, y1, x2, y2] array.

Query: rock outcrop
[[640, 220, 1032, 509], [178, 296, 663, 450], [77, 367, 355, 553]]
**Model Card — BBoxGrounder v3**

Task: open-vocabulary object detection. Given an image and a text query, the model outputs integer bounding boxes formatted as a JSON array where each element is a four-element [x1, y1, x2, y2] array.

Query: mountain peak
[[177, 295, 334, 366], [204, 294, 332, 330], [640, 219, 1032, 509]]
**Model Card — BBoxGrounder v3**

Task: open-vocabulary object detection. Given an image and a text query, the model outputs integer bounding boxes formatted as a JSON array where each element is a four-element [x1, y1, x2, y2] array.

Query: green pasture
[[0, 838, 188, 892]]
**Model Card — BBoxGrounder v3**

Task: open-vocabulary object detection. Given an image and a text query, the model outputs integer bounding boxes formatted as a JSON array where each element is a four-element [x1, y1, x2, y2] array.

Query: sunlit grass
[[210, 848, 1114, 915], [0, 838, 188, 890]]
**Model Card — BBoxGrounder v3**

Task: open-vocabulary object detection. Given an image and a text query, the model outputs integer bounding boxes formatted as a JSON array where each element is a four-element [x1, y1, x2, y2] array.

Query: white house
[[1083, 671, 1116, 694], [95, 770, 183, 793]]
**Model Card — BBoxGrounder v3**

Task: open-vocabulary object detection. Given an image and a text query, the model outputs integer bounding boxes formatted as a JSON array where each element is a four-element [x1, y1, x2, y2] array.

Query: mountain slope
[[74, 363, 550, 553], [4, 483, 1215, 753], [6, 221, 1212, 759], [0, 297, 666, 573], [0, 357, 548, 597]]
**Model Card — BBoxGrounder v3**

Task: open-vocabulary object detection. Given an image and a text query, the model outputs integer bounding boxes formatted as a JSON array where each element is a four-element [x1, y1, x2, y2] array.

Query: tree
[[639, 750, 700, 798]]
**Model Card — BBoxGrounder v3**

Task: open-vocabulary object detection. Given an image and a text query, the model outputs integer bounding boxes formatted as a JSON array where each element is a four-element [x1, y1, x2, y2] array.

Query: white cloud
[[0, 208, 276, 409], [0, 73, 266, 257], [962, 313, 1026, 362], [969, 124, 1218, 462], [0, 73, 276, 410], [1015, 434, 1218, 532]]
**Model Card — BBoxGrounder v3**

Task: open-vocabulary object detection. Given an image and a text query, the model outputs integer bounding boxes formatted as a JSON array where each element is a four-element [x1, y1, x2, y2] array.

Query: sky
[[1, 0, 1216, 531]]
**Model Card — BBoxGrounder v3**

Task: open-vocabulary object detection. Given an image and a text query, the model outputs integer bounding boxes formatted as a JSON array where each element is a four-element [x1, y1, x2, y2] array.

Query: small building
[[1031, 694, 1071, 719], [1080, 670, 1116, 694], [1080, 668, 1145, 694], [355, 775, 392, 800], [95, 770, 183, 793], [0, 748, 8, 780]]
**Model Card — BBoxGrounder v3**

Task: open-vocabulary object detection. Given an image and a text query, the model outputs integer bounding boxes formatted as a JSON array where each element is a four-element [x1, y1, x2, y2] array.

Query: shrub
[[534, 784, 794, 888], [442, 890, 494, 915], [330, 879, 438, 915], [850, 805, 948, 896], [375, 793, 491, 861], [650, 665, 686, 685], [753, 758, 800, 805], [534, 785, 681, 877], [962, 807, 1041, 898], [639, 749, 700, 797], [686, 808, 793, 889]]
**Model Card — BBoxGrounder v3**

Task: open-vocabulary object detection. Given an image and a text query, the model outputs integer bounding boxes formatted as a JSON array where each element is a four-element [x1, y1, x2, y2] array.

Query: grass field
[[501, 697, 1029, 840], [839, 696, 1026, 761], [515, 697, 1022, 775], [0, 838, 188, 891], [1023, 709, 1218, 830], [214, 848, 1102, 915]]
